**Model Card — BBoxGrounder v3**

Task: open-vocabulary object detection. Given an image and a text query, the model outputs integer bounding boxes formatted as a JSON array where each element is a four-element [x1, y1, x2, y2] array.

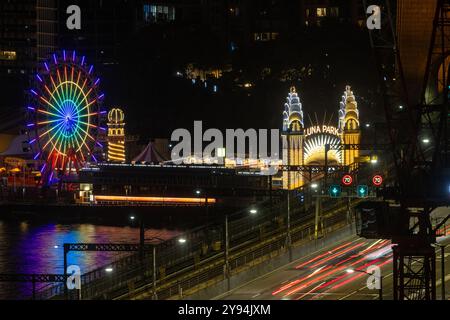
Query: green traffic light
[[357, 185, 369, 198], [329, 185, 341, 198]]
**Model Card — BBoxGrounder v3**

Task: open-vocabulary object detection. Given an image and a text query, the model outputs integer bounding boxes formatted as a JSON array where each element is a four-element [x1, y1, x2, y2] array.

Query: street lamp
[[370, 155, 378, 164], [422, 138, 430, 144], [346, 268, 383, 300], [105, 267, 113, 273], [178, 238, 187, 244], [129, 214, 146, 258], [311, 183, 318, 189], [249, 209, 258, 215]]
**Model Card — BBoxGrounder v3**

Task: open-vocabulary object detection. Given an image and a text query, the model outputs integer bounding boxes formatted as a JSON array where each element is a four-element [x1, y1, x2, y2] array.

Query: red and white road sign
[[372, 175, 383, 186], [342, 174, 353, 186]]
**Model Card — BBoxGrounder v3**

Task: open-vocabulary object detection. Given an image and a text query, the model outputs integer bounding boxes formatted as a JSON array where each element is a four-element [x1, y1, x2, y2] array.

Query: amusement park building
[[280, 85, 361, 189]]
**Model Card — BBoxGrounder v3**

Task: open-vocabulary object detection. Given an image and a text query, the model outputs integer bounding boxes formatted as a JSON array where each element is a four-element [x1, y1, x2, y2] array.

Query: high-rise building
[[301, 0, 364, 27], [0, 0, 38, 132], [0, 0, 37, 75], [0, 0, 139, 132], [57, 0, 139, 66]]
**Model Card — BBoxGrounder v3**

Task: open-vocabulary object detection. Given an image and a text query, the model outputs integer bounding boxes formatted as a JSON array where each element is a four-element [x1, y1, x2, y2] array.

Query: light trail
[[271, 239, 394, 299]]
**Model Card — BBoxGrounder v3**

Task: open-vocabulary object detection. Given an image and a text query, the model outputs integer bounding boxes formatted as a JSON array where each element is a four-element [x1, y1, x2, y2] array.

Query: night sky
[[1, 8, 380, 141], [107, 22, 380, 139]]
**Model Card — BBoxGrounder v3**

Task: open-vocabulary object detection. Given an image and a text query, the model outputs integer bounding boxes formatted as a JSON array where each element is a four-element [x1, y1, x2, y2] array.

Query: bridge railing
[[32, 163, 380, 300]]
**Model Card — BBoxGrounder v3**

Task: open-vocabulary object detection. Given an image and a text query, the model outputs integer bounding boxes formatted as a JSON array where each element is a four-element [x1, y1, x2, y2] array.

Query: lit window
[[316, 8, 327, 17], [143, 5, 175, 23], [0, 51, 17, 61], [253, 32, 279, 42]]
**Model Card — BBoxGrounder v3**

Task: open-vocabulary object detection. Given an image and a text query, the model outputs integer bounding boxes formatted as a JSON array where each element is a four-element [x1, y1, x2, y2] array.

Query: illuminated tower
[[282, 87, 304, 189], [107, 108, 126, 162], [339, 86, 360, 166]]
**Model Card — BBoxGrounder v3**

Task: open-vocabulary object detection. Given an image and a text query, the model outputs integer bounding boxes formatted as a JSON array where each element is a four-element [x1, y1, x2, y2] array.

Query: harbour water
[[0, 219, 182, 299]]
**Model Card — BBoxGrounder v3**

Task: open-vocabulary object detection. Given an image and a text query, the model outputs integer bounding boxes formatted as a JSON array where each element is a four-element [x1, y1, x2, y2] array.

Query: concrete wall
[[184, 223, 356, 300]]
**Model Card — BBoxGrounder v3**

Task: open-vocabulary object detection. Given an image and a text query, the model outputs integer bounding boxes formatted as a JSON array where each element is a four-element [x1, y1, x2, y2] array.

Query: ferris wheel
[[27, 50, 106, 184]]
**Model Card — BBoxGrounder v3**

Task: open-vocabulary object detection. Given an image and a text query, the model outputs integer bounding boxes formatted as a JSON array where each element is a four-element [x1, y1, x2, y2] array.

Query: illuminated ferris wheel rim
[[27, 50, 106, 176]]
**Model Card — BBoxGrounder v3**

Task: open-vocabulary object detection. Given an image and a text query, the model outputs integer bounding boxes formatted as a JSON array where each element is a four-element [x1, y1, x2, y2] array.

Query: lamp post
[[152, 244, 157, 300], [146, 237, 165, 301], [224, 214, 230, 290], [286, 134, 292, 261], [224, 208, 259, 288], [439, 244, 446, 300], [130, 215, 164, 300], [433, 243, 446, 300], [347, 268, 383, 300]]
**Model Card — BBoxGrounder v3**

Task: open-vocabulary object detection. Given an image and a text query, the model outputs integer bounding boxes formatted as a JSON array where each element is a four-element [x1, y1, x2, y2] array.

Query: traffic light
[[357, 185, 369, 198], [329, 185, 342, 198]]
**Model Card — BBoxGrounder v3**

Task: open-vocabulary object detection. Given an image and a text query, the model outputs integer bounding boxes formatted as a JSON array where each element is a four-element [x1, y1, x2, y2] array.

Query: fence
[[33, 190, 357, 300]]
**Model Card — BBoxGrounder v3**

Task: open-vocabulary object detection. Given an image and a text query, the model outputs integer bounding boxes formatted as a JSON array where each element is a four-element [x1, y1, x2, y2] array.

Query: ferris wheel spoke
[[76, 125, 97, 144], [50, 75, 67, 109], [70, 81, 88, 110], [49, 77, 70, 115], [48, 125, 70, 161], [84, 88, 93, 100], [64, 66, 73, 106], [78, 98, 97, 113], [67, 71, 82, 111], [41, 126, 67, 156], [76, 112, 100, 118], [38, 120, 65, 140], [77, 120, 98, 128], [37, 119, 61, 126], [76, 90, 94, 113], [43, 85, 65, 115], [73, 78, 88, 104], [42, 124, 65, 152], [56, 69, 63, 91], [70, 88, 84, 115], [36, 108, 63, 119], [73, 129, 93, 161], [68, 67, 76, 102], [39, 94, 66, 118], [59, 130, 72, 158], [75, 125, 90, 152], [72, 131, 88, 160]]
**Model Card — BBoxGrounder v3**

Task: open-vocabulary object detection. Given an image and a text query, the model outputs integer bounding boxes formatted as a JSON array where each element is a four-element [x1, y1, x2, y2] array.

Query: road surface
[[216, 230, 450, 300]]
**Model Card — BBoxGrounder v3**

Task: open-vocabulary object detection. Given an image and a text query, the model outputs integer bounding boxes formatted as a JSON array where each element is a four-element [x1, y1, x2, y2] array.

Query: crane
[[362, 0, 450, 300]]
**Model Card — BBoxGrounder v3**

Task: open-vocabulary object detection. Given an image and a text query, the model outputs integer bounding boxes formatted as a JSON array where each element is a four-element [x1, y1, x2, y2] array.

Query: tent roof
[[0, 134, 32, 157], [132, 141, 168, 164]]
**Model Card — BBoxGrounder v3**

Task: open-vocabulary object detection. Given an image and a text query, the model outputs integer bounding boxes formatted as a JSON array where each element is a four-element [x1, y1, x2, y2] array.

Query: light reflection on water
[[0, 220, 181, 299]]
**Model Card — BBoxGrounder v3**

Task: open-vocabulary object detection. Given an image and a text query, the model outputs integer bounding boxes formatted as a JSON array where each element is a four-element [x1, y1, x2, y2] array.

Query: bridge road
[[215, 234, 450, 300]]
